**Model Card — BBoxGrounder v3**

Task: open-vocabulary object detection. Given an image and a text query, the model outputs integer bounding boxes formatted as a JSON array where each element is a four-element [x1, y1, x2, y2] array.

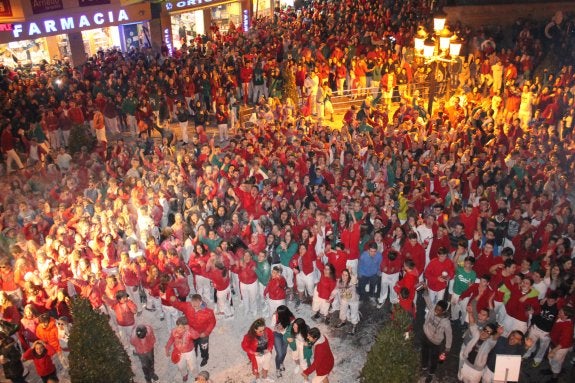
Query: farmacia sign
[[12, 9, 130, 39]]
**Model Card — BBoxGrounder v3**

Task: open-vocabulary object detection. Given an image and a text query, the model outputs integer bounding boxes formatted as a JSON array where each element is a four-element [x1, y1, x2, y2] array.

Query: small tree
[[69, 297, 134, 383], [282, 61, 300, 113], [360, 308, 420, 383], [68, 124, 95, 154]]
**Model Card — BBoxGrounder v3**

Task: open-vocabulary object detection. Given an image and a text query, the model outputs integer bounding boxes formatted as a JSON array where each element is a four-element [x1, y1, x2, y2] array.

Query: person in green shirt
[[199, 229, 222, 252], [253, 250, 271, 315], [276, 231, 298, 292], [121, 89, 139, 135], [450, 256, 476, 324], [284, 318, 313, 374]]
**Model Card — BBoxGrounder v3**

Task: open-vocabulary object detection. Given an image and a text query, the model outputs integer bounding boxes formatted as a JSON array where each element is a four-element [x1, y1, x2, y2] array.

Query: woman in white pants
[[286, 318, 311, 374], [235, 251, 259, 316], [334, 269, 360, 334], [311, 264, 336, 323], [294, 244, 315, 303]]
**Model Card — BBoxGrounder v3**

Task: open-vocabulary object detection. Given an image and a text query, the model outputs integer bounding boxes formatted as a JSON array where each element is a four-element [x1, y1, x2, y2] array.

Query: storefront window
[[82, 27, 121, 57], [171, 11, 204, 49], [120, 22, 152, 52], [0, 38, 50, 68], [253, 0, 273, 17], [212, 3, 241, 33]]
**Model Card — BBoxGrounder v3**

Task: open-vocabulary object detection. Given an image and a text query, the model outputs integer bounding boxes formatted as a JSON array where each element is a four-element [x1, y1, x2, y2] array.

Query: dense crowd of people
[[0, 0, 575, 382]]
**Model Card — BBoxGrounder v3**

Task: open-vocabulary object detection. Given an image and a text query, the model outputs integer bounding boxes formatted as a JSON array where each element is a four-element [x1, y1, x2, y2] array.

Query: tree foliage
[[360, 308, 420, 383], [281, 61, 300, 114], [69, 297, 134, 383], [68, 124, 95, 154]]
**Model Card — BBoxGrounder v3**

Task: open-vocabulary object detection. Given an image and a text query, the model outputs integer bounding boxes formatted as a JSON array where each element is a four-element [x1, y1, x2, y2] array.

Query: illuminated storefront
[[161, 0, 252, 53], [0, 1, 151, 66]]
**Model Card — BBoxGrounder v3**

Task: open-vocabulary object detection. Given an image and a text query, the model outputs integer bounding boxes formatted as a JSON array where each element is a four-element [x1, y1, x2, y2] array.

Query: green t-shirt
[[453, 266, 476, 295]]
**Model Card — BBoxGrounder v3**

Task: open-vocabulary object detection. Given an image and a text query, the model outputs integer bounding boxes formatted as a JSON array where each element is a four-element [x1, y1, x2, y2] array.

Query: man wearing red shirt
[[325, 242, 348, 279], [424, 247, 455, 305], [394, 258, 420, 315], [232, 252, 259, 316], [240, 61, 253, 105], [130, 325, 159, 383], [165, 316, 200, 382], [0, 123, 24, 173], [171, 294, 216, 367], [501, 275, 540, 336], [547, 307, 574, 381], [264, 266, 288, 316], [303, 328, 334, 382], [402, 232, 426, 276], [377, 249, 403, 309]]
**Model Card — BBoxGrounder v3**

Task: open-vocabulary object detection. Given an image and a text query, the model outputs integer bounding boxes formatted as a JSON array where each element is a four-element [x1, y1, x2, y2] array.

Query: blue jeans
[[274, 331, 288, 370]]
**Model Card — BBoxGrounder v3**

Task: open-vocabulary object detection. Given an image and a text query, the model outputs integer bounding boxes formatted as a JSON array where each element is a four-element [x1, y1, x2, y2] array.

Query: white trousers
[[177, 349, 197, 378], [346, 259, 358, 277], [195, 275, 213, 303], [296, 272, 314, 297], [459, 362, 483, 383], [268, 298, 286, 319], [215, 286, 232, 316], [339, 298, 359, 324], [525, 324, 550, 363], [311, 288, 330, 316], [5, 149, 24, 172], [240, 280, 259, 316], [379, 272, 399, 304], [282, 265, 294, 288]]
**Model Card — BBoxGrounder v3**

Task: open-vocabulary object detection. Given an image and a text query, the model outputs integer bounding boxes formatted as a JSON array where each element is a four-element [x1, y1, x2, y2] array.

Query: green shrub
[[68, 124, 95, 154], [360, 308, 420, 383], [69, 297, 134, 383]]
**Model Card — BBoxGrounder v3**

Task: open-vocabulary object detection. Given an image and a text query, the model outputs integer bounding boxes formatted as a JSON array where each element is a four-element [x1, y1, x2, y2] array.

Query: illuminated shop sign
[[12, 9, 130, 39], [164, 27, 173, 56], [164, 0, 230, 12], [242, 9, 249, 32]]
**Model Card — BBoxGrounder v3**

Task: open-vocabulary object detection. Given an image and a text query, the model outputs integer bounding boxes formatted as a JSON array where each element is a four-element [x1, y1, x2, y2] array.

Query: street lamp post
[[413, 11, 462, 117]]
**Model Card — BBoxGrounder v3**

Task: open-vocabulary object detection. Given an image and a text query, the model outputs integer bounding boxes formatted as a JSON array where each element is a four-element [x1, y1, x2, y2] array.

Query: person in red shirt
[[130, 325, 159, 383], [424, 247, 455, 305], [0, 123, 24, 173], [501, 275, 540, 337], [165, 316, 200, 382], [232, 251, 259, 316], [22, 340, 58, 382], [325, 242, 348, 280], [394, 259, 420, 317], [240, 61, 254, 105], [302, 327, 334, 382], [402, 232, 426, 276], [377, 249, 403, 309], [547, 307, 574, 381], [242, 318, 275, 382], [112, 290, 138, 351], [206, 259, 233, 318], [264, 265, 287, 317], [171, 294, 216, 367], [311, 263, 336, 323]]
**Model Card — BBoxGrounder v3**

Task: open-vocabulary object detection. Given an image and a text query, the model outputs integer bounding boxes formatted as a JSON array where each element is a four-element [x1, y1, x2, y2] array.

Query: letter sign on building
[[12, 9, 130, 39]]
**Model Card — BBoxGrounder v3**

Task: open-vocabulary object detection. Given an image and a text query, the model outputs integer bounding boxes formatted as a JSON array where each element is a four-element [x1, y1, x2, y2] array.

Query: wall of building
[[445, 2, 575, 28]]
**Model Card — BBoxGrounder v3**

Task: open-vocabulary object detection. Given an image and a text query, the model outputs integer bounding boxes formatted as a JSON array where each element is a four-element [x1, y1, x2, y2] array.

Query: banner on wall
[[31, 0, 64, 15], [79, 0, 111, 6], [0, 0, 12, 17]]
